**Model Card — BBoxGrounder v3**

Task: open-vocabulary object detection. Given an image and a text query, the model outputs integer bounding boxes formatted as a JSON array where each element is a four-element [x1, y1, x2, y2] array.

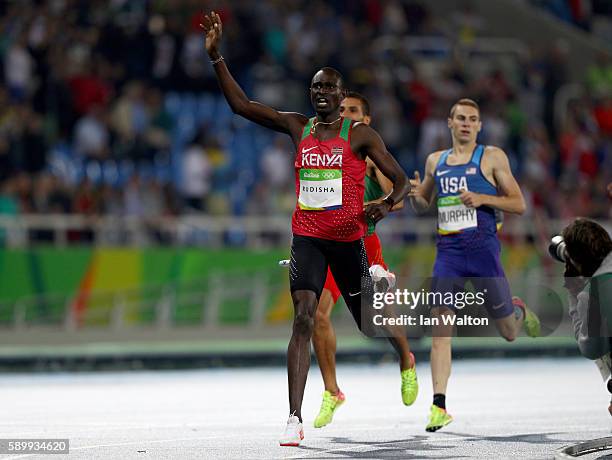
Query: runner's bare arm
[[352, 125, 409, 222], [363, 159, 404, 211], [201, 12, 307, 141], [460, 147, 525, 214], [409, 152, 439, 214]]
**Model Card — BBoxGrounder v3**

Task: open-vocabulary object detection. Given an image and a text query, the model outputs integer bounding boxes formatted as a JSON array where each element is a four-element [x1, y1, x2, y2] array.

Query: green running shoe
[[513, 296, 541, 338], [426, 404, 453, 432], [313, 390, 345, 428], [401, 353, 418, 406]]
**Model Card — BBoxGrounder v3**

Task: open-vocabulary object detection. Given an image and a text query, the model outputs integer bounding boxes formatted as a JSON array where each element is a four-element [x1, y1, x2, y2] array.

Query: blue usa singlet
[[431, 144, 514, 319], [434, 144, 498, 252]]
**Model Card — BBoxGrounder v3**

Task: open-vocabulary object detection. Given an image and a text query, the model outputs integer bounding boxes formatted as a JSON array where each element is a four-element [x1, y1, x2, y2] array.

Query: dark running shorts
[[431, 238, 514, 319], [289, 234, 372, 327]]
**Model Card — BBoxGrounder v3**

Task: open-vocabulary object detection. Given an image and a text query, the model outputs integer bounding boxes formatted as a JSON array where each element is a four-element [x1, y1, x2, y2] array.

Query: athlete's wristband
[[210, 55, 224, 65], [383, 196, 394, 210]]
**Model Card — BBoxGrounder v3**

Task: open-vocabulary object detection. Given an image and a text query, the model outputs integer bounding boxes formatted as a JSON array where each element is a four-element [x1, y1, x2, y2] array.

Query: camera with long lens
[[548, 235, 568, 263]]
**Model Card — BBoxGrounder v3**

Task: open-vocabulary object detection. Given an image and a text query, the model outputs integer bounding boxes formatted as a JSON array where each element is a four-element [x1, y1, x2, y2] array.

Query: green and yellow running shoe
[[426, 404, 453, 432], [313, 390, 345, 428], [513, 296, 541, 338], [401, 353, 418, 406]]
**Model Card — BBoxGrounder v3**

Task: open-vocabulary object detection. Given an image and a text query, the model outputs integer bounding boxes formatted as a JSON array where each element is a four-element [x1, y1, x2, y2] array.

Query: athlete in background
[[312, 92, 418, 429], [201, 12, 412, 446], [409, 98, 541, 432]]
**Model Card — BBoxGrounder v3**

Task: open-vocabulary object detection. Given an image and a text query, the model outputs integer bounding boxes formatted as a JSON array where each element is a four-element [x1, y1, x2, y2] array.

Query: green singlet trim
[[339, 117, 351, 141], [301, 118, 315, 140], [365, 174, 384, 235], [364, 174, 384, 203]]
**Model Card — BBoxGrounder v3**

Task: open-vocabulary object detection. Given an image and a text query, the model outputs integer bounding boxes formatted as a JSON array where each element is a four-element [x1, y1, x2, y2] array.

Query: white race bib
[[437, 196, 477, 233], [298, 168, 342, 210]]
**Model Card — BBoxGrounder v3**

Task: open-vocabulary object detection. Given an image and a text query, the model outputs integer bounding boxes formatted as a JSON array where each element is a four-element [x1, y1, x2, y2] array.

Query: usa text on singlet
[[434, 144, 499, 247]]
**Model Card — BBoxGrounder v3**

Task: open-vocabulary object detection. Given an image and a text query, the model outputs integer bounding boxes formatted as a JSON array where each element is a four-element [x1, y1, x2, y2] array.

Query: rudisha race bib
[[298, 168, 342, 210], [437, 195, 477, 233]]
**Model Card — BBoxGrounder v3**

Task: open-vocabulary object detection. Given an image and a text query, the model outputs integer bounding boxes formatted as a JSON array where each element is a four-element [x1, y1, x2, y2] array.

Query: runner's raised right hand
[[200, 11, 223, 57]]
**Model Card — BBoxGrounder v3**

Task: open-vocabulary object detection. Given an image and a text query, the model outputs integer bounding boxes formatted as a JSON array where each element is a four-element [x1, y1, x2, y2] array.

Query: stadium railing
[[0, 214, 588, 248], [0, 214, 601, 360]]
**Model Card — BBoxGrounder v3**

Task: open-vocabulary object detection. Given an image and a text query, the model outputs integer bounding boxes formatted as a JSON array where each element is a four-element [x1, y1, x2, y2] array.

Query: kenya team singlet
[[292, 117, 367, 242]]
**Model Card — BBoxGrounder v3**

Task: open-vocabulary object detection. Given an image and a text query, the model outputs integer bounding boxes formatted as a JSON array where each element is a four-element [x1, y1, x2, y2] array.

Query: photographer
[[557, 218, 612, 361], [556, 219, 612, 413]]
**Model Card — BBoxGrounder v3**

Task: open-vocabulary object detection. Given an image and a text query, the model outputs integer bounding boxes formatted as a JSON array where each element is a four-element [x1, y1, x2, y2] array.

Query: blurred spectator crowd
[[0, 0, 610, 234], [530, 0, 612, 41]]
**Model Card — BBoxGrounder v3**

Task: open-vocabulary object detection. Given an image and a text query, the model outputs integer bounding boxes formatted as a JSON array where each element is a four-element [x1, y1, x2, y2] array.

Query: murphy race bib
[[298, 168, 342, 210], [437, 195, 477, 233]]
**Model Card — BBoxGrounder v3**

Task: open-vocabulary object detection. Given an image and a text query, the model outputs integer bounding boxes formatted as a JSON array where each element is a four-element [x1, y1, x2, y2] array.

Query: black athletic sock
[[433, 393, 446, 410]]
